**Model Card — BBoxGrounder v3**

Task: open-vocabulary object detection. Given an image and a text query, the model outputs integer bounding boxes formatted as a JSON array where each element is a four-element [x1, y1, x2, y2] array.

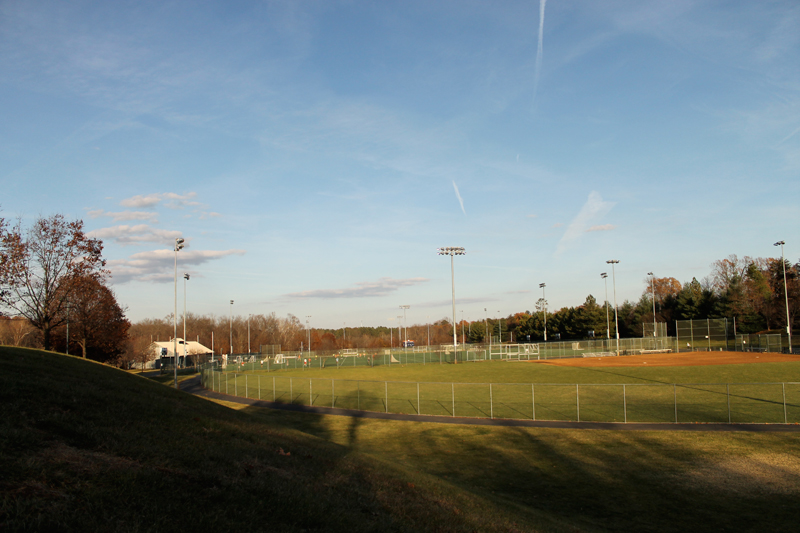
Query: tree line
[[3, 213, 796, 365]]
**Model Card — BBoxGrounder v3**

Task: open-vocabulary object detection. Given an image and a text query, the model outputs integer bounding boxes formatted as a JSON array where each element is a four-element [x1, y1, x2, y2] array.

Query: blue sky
[[2, 0, 798, 328]]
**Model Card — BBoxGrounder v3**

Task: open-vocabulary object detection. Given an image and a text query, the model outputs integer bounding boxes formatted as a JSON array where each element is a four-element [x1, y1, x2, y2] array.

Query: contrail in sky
[[452, 181, 466, 216], [533, 0, 547, 107]]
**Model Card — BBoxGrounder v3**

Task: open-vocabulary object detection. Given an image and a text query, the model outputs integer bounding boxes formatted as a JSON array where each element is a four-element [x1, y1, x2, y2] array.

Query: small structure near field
[[142, 338, 212, 370]]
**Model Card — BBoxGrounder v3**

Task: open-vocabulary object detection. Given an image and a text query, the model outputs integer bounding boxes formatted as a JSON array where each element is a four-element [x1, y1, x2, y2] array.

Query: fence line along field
[[201, 351, 800, 425]]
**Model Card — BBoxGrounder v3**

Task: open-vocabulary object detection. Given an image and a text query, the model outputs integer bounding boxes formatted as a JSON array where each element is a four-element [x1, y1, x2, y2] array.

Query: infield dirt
[[535, 350, 800, 368]]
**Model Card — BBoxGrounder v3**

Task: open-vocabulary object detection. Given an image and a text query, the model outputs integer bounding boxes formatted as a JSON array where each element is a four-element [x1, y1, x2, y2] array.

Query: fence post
[[452, 383, 455, 417], [726, 383, 731, 423], [332, 379, 335, 408], [576, 384, 580, 422], [385, 381, 388, 413], [290, 377, 293, 404], [783, 383, 787, 424], [417, 382, 420, 415], [623, 384, 627, 423], [258, 375, 261, 400], [245, 374, 247, 399], [532, 384, 536, 421], [490, 383, 493, 419], [674, 384, 678, 423], [310, 379, 313, 406], [358, 381, 360, 410], [273, 376, 276, 402]]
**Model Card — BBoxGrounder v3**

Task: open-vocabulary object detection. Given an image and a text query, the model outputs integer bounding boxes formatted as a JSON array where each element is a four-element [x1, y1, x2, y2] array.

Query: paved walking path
[[180, 376, 800, 432]]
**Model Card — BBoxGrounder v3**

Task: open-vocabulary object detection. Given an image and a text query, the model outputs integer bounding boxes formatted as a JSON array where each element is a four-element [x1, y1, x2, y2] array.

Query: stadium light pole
[[539, 283, 547, 342], [601, 273, 610, 340], [774, 241, 792, 353], [427, 315, 430, 346], [400, 305, 410, 348], [497, 311, 502, 344], [172, 237, 185, 388], [397, 316, 403, 349], [306, 316, 311, 355], [248, 314, 252, 354], [229, 300, 234, 355], [183, 273, 189, 368], [607, 260, 621, 357], [648, 272, 656, 338], [485, 307, 490, 352], [461, 310, 465, 345], [438, 247, 465, 362]]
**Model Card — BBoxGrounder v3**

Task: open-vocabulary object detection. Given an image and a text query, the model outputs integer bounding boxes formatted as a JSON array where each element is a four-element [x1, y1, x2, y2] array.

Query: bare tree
[[0, 214, 106, 350]]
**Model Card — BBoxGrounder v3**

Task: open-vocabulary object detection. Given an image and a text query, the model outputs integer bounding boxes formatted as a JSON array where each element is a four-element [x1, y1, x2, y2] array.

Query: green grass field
[[207, 359, 800, 424], [3, 346, 800, 532]]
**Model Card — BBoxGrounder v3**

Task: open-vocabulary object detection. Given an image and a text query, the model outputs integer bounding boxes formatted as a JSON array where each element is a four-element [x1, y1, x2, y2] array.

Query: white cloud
[[452, 181, 466, 216], [285, 277, 429, 299], [586, 224, 616, 232], [555, 191, 615, 256], [108, 248, 246, 283], [87, 209, 158, 223], [87, 224, 183, 245], [120, 192, 199, 209]]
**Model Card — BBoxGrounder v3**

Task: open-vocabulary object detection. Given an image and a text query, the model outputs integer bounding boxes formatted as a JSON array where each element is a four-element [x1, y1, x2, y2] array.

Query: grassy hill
[[2, 346, 800, 532], [0, 347, 551, 532]]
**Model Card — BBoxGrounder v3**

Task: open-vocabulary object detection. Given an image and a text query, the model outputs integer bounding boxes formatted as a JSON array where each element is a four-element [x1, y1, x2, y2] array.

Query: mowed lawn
[[3, 346, 800, 532], [211, 359, 800, 424]]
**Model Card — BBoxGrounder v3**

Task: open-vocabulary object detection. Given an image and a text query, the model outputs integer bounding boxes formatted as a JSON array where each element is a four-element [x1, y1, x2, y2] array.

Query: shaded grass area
[[232, 403, 800, 533], [0, 347, 560, 532], [211, 361, 800, 423]]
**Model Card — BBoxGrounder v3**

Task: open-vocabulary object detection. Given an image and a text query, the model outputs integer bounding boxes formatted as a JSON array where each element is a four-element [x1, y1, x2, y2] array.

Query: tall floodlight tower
[[648, 272, 656, 338], [539, 283, 547, 342], [172, 237, 185, 388], [400, 305, 410, 349], [183, 273, 190, 368], [306, 316, 311, 355], [601, 273, 610, 340], [774, 241, 792, 353], [438, 247, 465, 362], [606, 260, 621, 356], [229, 300, 234, 355]]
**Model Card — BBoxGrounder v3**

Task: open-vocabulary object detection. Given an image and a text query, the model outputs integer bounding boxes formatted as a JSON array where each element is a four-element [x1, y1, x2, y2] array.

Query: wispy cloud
[[120, 192, 199, 209], [108, 249, 246, 283], [555, 191, 616, 256], [533, 0, 547, 107], [87, 224, 183, 246], [87, 209, 158, 223], [452, 181, 466, 215], [285, 277, 429, 299], [587, 224, 616, 232]]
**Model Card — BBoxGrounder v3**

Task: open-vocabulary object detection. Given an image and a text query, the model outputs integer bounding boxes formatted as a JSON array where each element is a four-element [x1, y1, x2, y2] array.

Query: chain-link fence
[[676, 319, 732, 351], [200, 367, 800, 424]]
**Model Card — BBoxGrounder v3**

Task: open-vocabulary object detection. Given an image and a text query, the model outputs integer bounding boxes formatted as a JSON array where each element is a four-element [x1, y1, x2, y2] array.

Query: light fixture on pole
[[485, 308, 490, 351], [601, 273, 610, 340], [183, 273, 189, 369], [400, 305, 410, 349], [648, 272, 656, 338], [306, 315, 311, 355], [229, 300, 234, 355], [438, 246, 465, 362], [497, 310, 502, 344], [539, 283, 547, 342], [607, 260, 621, 357], [173, 237, 185, 388], [774, 241, 792, 354]]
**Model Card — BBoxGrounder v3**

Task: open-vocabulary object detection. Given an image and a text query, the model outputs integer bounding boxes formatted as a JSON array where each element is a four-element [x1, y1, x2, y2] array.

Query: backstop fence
[[199, 367, 800, 425]]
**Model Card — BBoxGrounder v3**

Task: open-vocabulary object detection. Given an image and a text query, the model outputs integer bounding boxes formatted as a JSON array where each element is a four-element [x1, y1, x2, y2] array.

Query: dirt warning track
[[535, 350, 800, 368]]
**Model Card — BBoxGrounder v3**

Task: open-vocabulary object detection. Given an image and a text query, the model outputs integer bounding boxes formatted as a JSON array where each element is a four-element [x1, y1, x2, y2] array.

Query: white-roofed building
[[145, 338, 212, 369]]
